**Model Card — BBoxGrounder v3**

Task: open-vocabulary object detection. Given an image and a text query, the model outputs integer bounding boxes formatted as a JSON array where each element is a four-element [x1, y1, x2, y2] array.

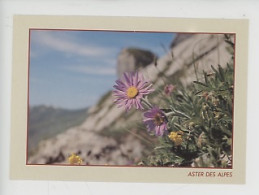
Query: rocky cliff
[[28, 33, 233, 165]]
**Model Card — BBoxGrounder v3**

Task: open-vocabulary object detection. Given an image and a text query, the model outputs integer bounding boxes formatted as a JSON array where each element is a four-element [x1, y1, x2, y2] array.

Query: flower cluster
[[168, 131, 184, 146], [68, 153, 83, 165], [113, 72, 178, 137]]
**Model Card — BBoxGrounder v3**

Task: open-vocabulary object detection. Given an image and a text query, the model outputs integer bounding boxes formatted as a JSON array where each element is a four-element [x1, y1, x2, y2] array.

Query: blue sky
[[29, 30, 175, 109]]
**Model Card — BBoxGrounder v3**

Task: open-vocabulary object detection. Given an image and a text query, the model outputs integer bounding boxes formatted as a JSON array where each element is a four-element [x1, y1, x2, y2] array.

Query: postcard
[[10, 15, 248, 183]]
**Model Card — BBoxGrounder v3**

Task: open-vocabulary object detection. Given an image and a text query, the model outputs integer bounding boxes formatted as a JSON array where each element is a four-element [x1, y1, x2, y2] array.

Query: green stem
[[166, 108, 191, 119], [141, 97, 153, 109]]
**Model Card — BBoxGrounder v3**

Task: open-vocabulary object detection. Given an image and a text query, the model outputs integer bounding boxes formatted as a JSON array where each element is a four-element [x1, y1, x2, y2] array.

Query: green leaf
[[203, 70, 208, 84], [193, 81, 209, 88], [218, 65, 225, 81], [211, 65, 218, 74]]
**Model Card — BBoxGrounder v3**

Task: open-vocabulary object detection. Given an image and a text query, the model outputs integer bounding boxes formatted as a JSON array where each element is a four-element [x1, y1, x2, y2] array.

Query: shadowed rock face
[[28, 33, 233, 165], [117, 48, 157, 77]]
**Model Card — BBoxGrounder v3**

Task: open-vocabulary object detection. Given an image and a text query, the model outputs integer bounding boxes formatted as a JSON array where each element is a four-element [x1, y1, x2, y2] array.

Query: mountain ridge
[[28, 105, 88, 155]]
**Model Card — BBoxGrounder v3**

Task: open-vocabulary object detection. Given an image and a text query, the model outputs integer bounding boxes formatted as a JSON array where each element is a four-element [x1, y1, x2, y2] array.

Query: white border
[[10, 15, 247, 184]]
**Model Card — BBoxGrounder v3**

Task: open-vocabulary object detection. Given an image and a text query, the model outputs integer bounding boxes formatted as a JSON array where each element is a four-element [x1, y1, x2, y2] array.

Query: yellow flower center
[[126, 86, 139, 98], [154, 113, 164, 126]]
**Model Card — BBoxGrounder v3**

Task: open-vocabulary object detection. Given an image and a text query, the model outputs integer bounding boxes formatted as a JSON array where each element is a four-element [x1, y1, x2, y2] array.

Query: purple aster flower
[[143, 107, 168, 136], [113, 72, 154, 111], [164, 84, 175, 96]]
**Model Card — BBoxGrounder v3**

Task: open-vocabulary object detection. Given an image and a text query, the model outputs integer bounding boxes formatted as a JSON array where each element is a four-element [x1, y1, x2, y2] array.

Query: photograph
[[27, 29, 235, 168]]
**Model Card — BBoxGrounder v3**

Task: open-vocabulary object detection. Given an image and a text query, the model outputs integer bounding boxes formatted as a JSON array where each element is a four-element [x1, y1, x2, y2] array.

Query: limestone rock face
[[170, 34, 194, 48], [29, 126, 144, 165], [28, 33, 233, 165]]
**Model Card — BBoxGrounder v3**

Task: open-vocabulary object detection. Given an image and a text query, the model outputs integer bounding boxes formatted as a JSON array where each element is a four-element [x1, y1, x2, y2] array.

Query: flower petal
[[124, 72, 132, 86]]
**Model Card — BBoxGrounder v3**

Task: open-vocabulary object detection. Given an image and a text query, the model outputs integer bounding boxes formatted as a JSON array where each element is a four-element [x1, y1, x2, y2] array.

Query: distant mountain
[[28, 105, 88, 155]]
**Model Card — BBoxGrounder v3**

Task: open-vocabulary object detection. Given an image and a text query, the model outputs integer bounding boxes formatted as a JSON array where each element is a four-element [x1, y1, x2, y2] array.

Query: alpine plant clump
[[112, 37, 234, 168]]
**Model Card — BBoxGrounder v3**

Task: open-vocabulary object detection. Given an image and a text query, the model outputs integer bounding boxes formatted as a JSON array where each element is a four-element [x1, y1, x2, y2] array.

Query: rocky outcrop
[[28, 33, 233, 165], [117, 48, 157, 77], [29, 126, 144, 165]]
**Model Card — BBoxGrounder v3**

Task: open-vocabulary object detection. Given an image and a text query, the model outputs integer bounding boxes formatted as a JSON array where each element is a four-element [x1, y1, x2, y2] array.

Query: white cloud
[[66, 65, 116, 76], [31, 30, 115, 58], [30, 50, 39, 58]]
